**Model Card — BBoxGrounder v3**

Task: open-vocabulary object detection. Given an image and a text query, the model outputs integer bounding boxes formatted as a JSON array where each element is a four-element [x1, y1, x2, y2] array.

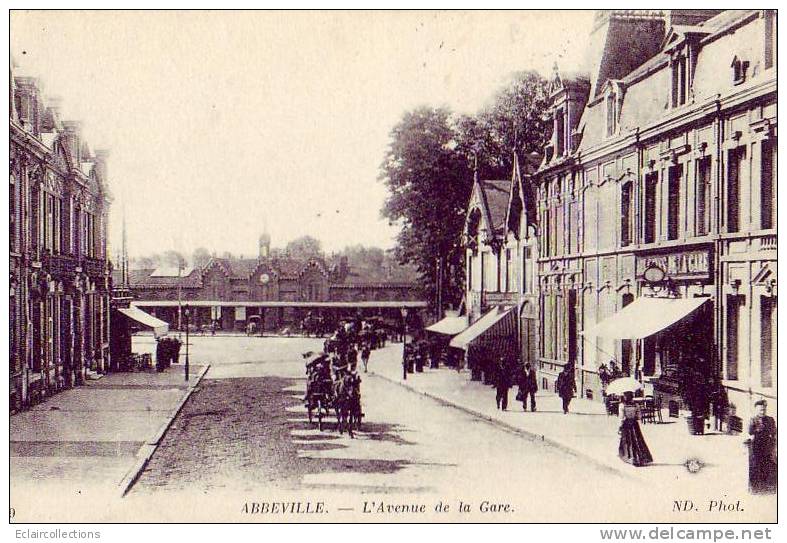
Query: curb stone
[[368, 368, 639, 483], [118, 364, 211, 497]]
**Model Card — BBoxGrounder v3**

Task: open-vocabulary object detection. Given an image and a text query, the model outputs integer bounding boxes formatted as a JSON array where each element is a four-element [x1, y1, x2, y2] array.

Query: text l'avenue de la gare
[[240, 500, 515, 515]]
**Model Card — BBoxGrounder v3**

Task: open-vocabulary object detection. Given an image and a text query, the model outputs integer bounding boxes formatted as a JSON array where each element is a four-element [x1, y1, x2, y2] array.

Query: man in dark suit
[[557, 366, 576, 414], [520, 363, 538, 412], [748, 399, 777, 494], [495, 357, 511, 411]]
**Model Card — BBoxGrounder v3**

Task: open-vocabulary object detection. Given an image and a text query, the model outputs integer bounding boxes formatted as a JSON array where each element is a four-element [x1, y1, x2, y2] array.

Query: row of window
[[726, 294, 775, 388], [540, 138, 776, 257], [467, 246, 535, 295], [31, 187, 102, 259]]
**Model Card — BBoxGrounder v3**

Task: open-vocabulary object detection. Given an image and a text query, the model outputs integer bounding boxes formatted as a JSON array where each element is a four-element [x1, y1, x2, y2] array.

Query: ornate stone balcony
[[761, 235, 777, 251], [43, 253, 78, 277], [83, 256, 107, 278]]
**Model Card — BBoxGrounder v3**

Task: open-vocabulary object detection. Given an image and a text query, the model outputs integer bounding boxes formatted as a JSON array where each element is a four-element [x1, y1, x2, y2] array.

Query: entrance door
[[567, 290, 577, 368], [621, 293, 634, 375]]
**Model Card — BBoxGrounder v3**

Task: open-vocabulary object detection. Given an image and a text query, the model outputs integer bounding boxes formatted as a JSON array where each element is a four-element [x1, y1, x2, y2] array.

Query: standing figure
[[360, 343, 371, 373], [618, 391, 653, 467], [556, 366, 576, 414], [747, 400, 777, 494], [495, 357, 511, 411], [155, 337, 165, 372], [520, 362, 538, 412]]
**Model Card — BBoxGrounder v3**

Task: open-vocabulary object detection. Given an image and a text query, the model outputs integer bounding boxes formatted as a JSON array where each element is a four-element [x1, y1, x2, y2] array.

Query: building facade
[[10, 73, 112, 411], [125, 236, 426, 331], [460, 154, 539, 373], [534, 9, 777, 419]]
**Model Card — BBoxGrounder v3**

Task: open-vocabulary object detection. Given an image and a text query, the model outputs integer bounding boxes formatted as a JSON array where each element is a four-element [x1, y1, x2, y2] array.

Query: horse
[[334, 371, 362, 437]]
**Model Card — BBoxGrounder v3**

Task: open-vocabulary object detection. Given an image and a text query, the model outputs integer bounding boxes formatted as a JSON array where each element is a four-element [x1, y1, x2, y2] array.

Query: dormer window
[[604, 83, 621, 137], [671, 53, 689, 107], [555, 108, 565, 157], [731, 56, 749, 85]]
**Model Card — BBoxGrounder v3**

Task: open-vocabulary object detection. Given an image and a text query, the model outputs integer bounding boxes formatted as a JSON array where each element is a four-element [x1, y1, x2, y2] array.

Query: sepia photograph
[[7, 8, 778, 524]]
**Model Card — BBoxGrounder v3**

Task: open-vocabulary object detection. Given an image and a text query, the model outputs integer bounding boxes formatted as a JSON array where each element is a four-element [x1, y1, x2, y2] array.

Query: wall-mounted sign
[[643, 264, 665, 284], [636, 249, 711, 281]]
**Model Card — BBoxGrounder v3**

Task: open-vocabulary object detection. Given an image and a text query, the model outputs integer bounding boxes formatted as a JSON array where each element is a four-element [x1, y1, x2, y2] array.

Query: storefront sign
[[636, 249, 711, 281]]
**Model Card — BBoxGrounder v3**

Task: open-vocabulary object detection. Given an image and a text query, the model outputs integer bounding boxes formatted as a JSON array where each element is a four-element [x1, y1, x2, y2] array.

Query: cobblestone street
[[125, 336, 657, 522]]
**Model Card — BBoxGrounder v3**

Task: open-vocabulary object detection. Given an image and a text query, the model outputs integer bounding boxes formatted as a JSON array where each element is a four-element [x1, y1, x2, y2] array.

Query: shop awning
[[580, 296, 709, 340], [425, 315, 469, 336], [450, 307, 515, 350], [116, 307, 170, 337]]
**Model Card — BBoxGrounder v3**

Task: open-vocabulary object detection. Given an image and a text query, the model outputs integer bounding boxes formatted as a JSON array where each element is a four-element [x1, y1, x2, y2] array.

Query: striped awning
[[116, 307, 169, 337], [449, 306, 516, 350], [580, 296, 709, 339], [425, 315, 469, 336]]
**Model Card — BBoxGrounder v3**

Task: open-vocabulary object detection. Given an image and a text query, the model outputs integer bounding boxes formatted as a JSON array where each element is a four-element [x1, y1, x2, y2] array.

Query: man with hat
[[747, 399, 777, 494]]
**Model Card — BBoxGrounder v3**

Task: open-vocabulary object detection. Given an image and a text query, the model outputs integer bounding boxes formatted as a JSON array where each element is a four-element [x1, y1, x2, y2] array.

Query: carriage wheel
[[317, 399, 324, 431], [307, 401, 313, 423]]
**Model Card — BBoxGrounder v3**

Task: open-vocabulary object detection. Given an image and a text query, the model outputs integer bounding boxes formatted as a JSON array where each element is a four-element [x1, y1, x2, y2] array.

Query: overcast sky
[[11, 10, 594, 259]]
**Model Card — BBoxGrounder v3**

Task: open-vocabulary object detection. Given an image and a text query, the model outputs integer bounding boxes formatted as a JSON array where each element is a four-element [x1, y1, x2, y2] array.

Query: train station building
[[122, 236, 427, 333]]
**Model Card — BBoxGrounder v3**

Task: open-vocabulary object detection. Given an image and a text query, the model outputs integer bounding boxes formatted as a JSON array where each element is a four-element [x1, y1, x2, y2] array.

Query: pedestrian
[[710, 383, 729, 432], [519, 362, 538, 412], [155, 337, 165, 372], [618, 391, 653, 467], [495, 357, 511, 411], [361, 343, 371, 373], [402, 342, 411, 380], [556, 366, 576, 414], [747, 400, 777, 494]]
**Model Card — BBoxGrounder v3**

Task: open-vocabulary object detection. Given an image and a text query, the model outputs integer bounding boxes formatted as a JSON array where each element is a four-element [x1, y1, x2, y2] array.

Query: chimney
[[61, 120, 82, 165], [586, 10, 666, 97], [48, 96, 63, 117], [14, 76, 40, 133], [94, 149, 110, 181]]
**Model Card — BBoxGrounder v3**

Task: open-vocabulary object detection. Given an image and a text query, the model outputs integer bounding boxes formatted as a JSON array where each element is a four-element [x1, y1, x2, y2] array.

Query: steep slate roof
[[479, 179, 512, 235], [339, 262, 418, 287], [222, 258, 259, 279], [579, 9, 763, 153], [129, 268, 203, 288]]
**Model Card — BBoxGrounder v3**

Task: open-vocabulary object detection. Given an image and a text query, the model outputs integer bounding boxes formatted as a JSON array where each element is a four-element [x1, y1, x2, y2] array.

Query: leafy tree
[[379, 72, 550, 311], [456, 70, 550, 178], [192, 247, 212, 268], [285, 236, 323, 259], [379, 107, 472, 309], [131, 254, 159, 269], [163, 250, 187, 271]]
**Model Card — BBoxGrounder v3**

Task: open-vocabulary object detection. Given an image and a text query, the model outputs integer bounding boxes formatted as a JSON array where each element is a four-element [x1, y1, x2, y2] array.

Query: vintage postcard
[[8, 9, 778, 524]]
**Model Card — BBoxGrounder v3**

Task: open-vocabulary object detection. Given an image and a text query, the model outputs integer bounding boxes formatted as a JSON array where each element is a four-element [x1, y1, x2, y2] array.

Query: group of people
[[154, 336, 182, 372], [322, 318, 381, 374], [304, 319, 380, 410], [488, 355, 538, 412]]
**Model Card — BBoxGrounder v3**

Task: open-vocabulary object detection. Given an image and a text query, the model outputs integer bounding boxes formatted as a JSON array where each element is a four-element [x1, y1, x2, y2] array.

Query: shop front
[[581, 247, 718, 417], [450, 306, 517, 382]]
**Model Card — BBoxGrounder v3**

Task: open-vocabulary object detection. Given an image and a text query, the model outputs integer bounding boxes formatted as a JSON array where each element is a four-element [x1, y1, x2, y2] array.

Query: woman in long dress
[[618, 391, 653, 466]]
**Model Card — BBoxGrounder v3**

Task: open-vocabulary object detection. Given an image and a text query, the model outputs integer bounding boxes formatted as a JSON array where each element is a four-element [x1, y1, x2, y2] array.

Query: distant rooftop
[[150, 266, 194, 278]]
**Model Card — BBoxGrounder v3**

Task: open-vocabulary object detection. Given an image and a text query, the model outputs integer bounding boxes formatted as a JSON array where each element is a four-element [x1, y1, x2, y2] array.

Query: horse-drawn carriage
[[303, 352, 363, 437]]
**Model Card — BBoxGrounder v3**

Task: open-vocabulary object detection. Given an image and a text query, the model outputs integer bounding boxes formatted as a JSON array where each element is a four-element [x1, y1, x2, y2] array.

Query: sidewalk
[[367, 343, 770, 501], [10, 362, 209, 505]]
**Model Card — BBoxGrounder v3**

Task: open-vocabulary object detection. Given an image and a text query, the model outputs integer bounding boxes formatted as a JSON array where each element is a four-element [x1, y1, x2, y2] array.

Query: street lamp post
[[184, 304, 190, 382]]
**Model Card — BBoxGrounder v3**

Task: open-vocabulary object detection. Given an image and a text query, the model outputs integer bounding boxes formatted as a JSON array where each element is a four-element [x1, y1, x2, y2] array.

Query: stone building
[[533, 9, 777, 418], [125, 236, 426, 331], [456, 153, 539, 373], [10, 71, 112, 410]]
